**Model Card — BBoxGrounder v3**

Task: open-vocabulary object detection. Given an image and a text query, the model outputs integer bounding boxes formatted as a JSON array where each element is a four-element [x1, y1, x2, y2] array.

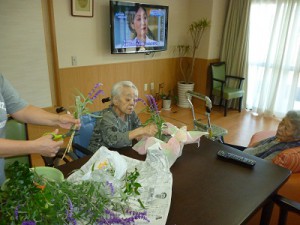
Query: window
[[247, 1, 300, 117]]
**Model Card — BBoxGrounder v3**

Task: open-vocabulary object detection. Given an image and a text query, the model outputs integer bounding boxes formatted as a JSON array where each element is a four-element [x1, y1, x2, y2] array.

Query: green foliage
[[175, 18, 210, 83], [0, 162, 146, 224]]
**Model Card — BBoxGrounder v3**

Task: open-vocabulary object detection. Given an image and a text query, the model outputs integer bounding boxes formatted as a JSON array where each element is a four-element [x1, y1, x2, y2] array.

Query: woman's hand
[[142, 123, 158, 137], [32, 129, 63, 157], [57, 114, 81, 130]]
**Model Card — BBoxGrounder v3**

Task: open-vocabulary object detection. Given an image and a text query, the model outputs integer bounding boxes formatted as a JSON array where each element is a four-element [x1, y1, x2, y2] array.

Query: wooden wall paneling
[[58, 58, 178, 112]]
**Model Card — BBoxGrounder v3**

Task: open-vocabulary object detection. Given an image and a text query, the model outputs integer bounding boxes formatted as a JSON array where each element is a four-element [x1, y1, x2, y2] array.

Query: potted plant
[[161, 90, 173, 110], [176, 18, 210, 108]]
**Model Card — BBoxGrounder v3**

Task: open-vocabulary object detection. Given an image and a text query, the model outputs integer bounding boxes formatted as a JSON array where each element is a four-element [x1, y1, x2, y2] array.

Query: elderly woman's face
[[131, 7, 148, 39], [276, 117, 296, 142], [114, 86, 137, 116]]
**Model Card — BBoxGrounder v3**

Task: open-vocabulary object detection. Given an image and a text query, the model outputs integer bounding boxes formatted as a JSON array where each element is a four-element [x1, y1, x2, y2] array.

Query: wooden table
[[57, 137, 291, 225]]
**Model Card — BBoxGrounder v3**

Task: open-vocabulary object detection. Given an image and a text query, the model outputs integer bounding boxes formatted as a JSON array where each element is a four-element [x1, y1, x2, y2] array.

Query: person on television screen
[[88, 81, 158, 151], [123, 5, 159, 49]]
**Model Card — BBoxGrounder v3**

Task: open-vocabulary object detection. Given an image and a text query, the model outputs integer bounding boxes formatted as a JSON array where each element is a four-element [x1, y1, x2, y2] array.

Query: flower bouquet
[[135, 95, 208, 167], [0, 158, 149, 225], [59, 83, 104, 161]]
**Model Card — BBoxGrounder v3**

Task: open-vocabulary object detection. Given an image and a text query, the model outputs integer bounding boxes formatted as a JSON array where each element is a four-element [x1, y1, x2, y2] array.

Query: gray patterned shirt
[[87, 105, 141, 151]]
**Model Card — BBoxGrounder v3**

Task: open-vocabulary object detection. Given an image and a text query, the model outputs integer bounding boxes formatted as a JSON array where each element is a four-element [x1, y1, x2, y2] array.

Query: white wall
[[53, 0, 191, 68], [53, 0, 228, 68], [209, 0, 228, 59], [188, 0, 228, 59], [0, 0, 51, 107]]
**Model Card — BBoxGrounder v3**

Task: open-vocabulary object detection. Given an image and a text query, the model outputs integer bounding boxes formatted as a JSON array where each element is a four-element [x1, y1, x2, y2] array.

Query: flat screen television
[[110, 0, 169, 54]]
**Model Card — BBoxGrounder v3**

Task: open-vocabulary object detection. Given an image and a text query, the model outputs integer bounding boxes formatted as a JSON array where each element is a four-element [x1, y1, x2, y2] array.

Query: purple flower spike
[[106, 181, 115, 195], [135, 97, 147, 106], [149, 95, 159, 113], [88, 82, 103, 98], [91, 89, 104, 101], [21, 221, 36, 225], [66, 198, 77, 225], [14, 205, 19, 220]]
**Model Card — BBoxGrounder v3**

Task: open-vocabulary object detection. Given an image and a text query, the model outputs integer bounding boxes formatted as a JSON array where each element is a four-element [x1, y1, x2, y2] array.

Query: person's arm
[[129, 123, 157, 140], [0, 129, 62, 158], [88, 109, 158, 149], [11, 105, 80, 129]]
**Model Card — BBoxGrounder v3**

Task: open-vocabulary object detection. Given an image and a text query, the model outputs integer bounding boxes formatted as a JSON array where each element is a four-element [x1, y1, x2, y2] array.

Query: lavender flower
[[97, 209, 149, 225], [66, 198, 77, 225], [21, 221, 36, 225], [106, 181, 115, 196], [91, 89, 104, 101], [14, 205, 19, 220], [135, 97, 147, 106], [146, 94, 159, 114], [88, 82, 103, 99]]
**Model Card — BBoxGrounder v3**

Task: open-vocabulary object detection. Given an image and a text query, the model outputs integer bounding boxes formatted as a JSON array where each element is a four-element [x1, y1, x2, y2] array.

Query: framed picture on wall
[[71, 0, 94, 17]]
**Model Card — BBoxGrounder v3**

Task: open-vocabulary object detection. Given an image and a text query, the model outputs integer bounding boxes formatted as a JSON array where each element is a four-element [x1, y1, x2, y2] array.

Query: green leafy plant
[[0, 161, 148, 225], [175, 18, 210, 84], [138, 95, 167, 141], [61, 83, 104, 159]]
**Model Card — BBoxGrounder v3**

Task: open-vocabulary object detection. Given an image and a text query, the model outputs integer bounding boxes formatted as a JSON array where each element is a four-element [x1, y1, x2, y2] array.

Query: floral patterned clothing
[[88, 105, 141, 151]]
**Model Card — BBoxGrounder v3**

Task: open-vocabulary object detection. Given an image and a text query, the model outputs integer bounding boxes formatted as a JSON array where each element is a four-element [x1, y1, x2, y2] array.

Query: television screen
[[110, 0, 169, 54]]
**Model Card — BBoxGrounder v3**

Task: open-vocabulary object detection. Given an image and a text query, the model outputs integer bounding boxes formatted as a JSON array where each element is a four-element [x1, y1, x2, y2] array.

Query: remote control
[[217, 150, 256, 167]]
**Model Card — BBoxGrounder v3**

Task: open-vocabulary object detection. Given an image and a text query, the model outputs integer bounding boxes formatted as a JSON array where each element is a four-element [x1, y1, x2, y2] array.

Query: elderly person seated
[[88, 81, 157, 151], [226, 110, 300, 161]]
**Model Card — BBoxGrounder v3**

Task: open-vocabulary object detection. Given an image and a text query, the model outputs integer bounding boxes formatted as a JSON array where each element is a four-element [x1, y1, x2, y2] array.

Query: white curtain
[[219, 0, 251, 109], [247, 0, 300, 118]]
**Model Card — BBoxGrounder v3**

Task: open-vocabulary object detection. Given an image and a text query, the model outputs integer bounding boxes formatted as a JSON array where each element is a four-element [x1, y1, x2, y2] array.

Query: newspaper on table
[[67, 122, 207, 224], [67, 145, 172, 225]]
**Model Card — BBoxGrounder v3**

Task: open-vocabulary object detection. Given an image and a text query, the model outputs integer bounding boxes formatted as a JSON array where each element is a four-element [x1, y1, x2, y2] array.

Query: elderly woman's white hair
[[111, 81, 138, 102], [285, 110, 300, 139]]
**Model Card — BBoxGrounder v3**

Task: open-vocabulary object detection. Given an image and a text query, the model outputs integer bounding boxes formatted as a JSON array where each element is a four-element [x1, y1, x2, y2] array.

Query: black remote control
[[217, 150, 256, 167]]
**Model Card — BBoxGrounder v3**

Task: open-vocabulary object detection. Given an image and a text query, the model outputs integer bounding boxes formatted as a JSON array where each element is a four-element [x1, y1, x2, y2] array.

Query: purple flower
[[88, 83, 104, 101], [106, 181, 115, 196], [135, 97, 147, 106], [146, 95, 159, 113], [14, 205, 19, 220], [91, 89, 104, 101], [21, 221, 36, 225], [97, 209, 149, 225], [88, 83, 102, 97], [66, 198, 77, 225]]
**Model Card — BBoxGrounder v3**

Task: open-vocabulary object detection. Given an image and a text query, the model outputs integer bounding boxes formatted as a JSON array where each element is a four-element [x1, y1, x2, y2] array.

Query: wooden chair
[[209, 62, 245, 116], [273, 195, 300, 225]]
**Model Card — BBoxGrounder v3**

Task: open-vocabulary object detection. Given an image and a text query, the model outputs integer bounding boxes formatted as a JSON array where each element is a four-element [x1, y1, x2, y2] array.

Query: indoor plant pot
[[175, 18, 210, 108], [177, 81, 195, 108]]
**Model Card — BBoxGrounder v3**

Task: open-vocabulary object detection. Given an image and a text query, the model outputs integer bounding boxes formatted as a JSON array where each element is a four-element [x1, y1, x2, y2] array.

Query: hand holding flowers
[[60, 83, 104, 160], [56, 113, 81, 130], [137, 95, 166, 141]]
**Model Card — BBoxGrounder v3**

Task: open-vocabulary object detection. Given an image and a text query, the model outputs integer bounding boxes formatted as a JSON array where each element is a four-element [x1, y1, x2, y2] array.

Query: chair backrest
[[6, 118, 27, 140], [211, 62, 226, 88], [72, 111, 102, 158], [5, 118, 29, 168]]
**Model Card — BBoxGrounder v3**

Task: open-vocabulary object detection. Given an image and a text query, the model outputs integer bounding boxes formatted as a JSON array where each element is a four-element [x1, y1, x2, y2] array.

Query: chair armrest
[[225, 75, 245, 89], [248, 131, 276, 147], [273, 194, 300, 214], [212, 78, 225, 84], [225, 75, 245, 81], [72, 143, 94, 156]]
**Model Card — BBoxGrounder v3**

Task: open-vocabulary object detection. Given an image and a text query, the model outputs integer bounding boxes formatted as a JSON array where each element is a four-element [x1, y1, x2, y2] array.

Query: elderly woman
[[227, 110, 300, 161], [88, 81, 157, 151]]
